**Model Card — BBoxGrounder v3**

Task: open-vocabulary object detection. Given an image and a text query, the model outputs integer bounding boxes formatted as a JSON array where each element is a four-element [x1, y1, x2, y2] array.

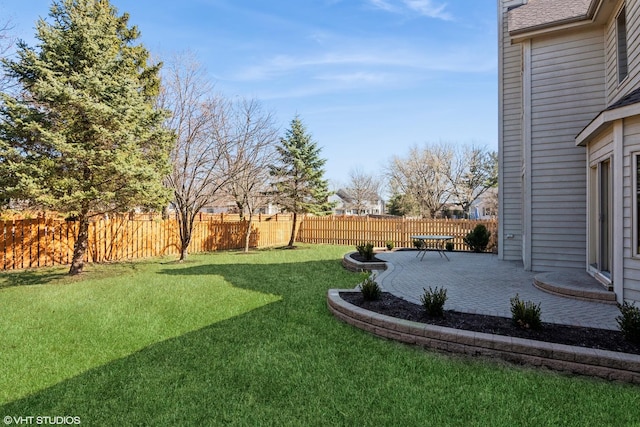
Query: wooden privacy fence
[[297, 216, 498, 252], [0, 214, 498, 271], [0, 213, 293, 270]]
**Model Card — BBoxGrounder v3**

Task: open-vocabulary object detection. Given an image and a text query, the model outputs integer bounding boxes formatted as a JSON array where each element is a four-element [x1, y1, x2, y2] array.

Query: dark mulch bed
[[349, 252, 388, 263], [341, 292, 640, 355]]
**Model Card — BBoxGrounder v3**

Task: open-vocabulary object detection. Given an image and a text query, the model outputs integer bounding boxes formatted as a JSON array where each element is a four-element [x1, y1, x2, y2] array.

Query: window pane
[[618, 7, 628, 82]]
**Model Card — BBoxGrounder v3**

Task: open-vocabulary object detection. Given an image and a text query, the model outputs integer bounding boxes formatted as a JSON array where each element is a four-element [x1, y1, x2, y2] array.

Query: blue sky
[[1, 0, 498, 188]]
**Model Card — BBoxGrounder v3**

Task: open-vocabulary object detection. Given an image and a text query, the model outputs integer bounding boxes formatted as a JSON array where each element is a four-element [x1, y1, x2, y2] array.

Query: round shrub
[[420, 286, 447, 317], [359, 272, 381, 301]]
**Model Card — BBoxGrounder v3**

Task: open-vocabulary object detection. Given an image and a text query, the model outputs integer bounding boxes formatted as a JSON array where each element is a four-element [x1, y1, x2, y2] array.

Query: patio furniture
[[411, 235, 453, 261]]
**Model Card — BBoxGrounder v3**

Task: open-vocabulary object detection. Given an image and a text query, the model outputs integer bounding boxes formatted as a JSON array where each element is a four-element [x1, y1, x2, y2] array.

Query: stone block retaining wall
[[328, 289, 640, 383]]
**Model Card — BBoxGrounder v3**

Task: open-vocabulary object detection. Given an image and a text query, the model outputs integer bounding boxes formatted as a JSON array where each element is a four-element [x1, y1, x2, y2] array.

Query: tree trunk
[[243, 212, 253, 253], [179, 239, 189, 261], [69, 209, 90, 275], [179, 223, 191, 262], [177, 207, 193, 262], [288, 211, 298, 247]]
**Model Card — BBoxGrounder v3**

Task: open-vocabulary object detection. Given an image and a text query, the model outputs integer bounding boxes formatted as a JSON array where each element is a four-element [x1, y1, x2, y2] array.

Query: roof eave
[[576, 104, 640, 146], [510, 17, 593, 43], [508, 0, 605, 42]]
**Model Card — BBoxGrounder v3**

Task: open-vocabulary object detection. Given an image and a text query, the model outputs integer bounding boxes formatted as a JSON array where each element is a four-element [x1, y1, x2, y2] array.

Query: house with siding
[[329, 189, 385, 216], [499, 0, 640, 304]]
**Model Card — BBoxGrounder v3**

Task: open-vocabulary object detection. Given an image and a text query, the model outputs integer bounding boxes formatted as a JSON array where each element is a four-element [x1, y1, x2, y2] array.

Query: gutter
[[508, 0, 603, 42]]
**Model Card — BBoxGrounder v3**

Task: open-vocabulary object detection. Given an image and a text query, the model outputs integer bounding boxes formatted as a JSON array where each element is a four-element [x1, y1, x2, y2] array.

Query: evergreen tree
[[0, 0, 174, 275], [270, 116, 333, 247], [386, 193, 415, 217]]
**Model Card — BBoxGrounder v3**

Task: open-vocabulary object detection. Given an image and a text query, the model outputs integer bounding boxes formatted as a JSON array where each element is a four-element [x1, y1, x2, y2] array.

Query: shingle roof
[[508, 0, 594, 34], [605, 87, 640, 111]]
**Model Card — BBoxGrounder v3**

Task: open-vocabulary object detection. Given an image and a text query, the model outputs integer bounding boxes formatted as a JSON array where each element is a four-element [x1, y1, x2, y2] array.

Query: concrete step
[[533, 271, 617, 304]]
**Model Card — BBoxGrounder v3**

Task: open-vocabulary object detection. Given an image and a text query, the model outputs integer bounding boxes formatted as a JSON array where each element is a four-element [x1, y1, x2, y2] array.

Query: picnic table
[[411, 235, 453, 261]]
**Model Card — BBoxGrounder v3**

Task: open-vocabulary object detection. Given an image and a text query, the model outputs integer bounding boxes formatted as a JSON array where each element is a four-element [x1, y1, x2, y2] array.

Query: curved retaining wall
[[341, 251, 388, 272], [328, 289, 640, 383]]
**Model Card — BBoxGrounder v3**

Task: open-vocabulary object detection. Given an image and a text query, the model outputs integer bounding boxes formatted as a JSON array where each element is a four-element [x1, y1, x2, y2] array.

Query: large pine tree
[[270, 116, 333, 247], [0, 0, 174, 274]]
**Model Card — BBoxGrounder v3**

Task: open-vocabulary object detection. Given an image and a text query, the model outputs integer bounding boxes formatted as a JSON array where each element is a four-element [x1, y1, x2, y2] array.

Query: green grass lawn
[[1, 245, 639, 426]]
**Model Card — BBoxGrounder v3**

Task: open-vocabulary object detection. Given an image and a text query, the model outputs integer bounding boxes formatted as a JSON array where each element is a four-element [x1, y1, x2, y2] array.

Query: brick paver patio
[[373, 250, 620, 330]]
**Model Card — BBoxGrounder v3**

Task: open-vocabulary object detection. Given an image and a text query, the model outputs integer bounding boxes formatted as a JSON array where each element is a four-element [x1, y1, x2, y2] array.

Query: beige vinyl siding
[[623, 116, 640, 301], [529, 29, 605, 270], [499, 0, 524, 261], [588, 128, 614, 166], [607, 0, 640, 104]]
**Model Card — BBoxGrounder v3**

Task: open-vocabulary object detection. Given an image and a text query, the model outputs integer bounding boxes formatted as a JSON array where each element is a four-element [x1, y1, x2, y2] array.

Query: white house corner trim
[[498, 0, 506, 260], [523, 39, 533, 271], [613, 119, 624, 303]]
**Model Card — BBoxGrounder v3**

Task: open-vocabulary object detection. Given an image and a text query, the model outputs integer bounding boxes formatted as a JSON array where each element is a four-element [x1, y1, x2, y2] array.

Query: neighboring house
[[440, 203, 465, 219], [200, 203, 280, 215], [499, 0, 640, 303], [470, 188, 499, 220], [439, 188, 498, 219], [330, 189, 385, 216]]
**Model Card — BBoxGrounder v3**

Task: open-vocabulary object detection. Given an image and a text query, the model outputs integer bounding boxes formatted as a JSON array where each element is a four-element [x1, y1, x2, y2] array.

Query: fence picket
[[0, 214, 497, 271]]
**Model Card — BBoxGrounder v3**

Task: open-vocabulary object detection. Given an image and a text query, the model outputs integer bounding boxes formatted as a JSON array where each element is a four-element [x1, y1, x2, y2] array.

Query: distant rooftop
[[508, 0, 594, 34]]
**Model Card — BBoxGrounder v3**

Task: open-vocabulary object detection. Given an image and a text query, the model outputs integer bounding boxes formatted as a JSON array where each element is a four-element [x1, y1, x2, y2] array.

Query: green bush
[[420, 286, 447, 317], [616, 301, 640, 343], [464, 224, 491, 253], [385, 240, 394, 250], [359, 272, 381, 301], [445, 242, 454, 252], [413, 239, 423, 249], [355, 243, 375, 261], [510, 294, 542, 330]]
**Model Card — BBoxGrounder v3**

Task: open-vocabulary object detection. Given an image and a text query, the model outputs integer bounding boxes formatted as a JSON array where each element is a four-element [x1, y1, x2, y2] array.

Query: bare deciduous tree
[[0, 19, 14, 92], [222, 98, 279, 252], [344, 167, 382, 215], [447, 146, 498, 217], [387, 144, 453, 218], [160, 54, 235, 261]]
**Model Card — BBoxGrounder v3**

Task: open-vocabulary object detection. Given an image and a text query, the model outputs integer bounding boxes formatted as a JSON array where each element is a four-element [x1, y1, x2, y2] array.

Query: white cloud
[[368, 0, 397, 12], [366, 0, 452, 21], [403, 0, 452, 20], [315, 71, 391, 85], [234, 44, 494, 83]]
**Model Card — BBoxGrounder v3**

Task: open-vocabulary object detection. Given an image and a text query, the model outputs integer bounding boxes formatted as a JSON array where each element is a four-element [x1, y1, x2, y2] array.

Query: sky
[[0, 0, 498, 189]]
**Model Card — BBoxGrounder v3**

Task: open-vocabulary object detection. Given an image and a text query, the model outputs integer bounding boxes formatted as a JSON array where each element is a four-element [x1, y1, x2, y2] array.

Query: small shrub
[[359, 272, 381, 301], [420, 286, 447, 317], [355, 242, 375, 261], [385, 240, 394, 251], [445, 242, 454, 252], [464, 224, 491, 253], [510, 294, 542, 330], [413, 239, 423, 249], [616, 301, 640, 343]]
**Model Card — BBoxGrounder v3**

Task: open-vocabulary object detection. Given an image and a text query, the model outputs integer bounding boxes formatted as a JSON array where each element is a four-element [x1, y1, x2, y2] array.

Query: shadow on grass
[[0, 260, 358, 411], [0, 301, 349, 425], [1, 259, 639, 425], [0, 259, 372, 425], [0, 269, 68, 289], [1, 258, 168, 289]]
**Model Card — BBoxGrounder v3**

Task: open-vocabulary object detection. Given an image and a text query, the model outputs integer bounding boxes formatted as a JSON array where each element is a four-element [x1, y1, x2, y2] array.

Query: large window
[[618, 5, 628, 83]]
